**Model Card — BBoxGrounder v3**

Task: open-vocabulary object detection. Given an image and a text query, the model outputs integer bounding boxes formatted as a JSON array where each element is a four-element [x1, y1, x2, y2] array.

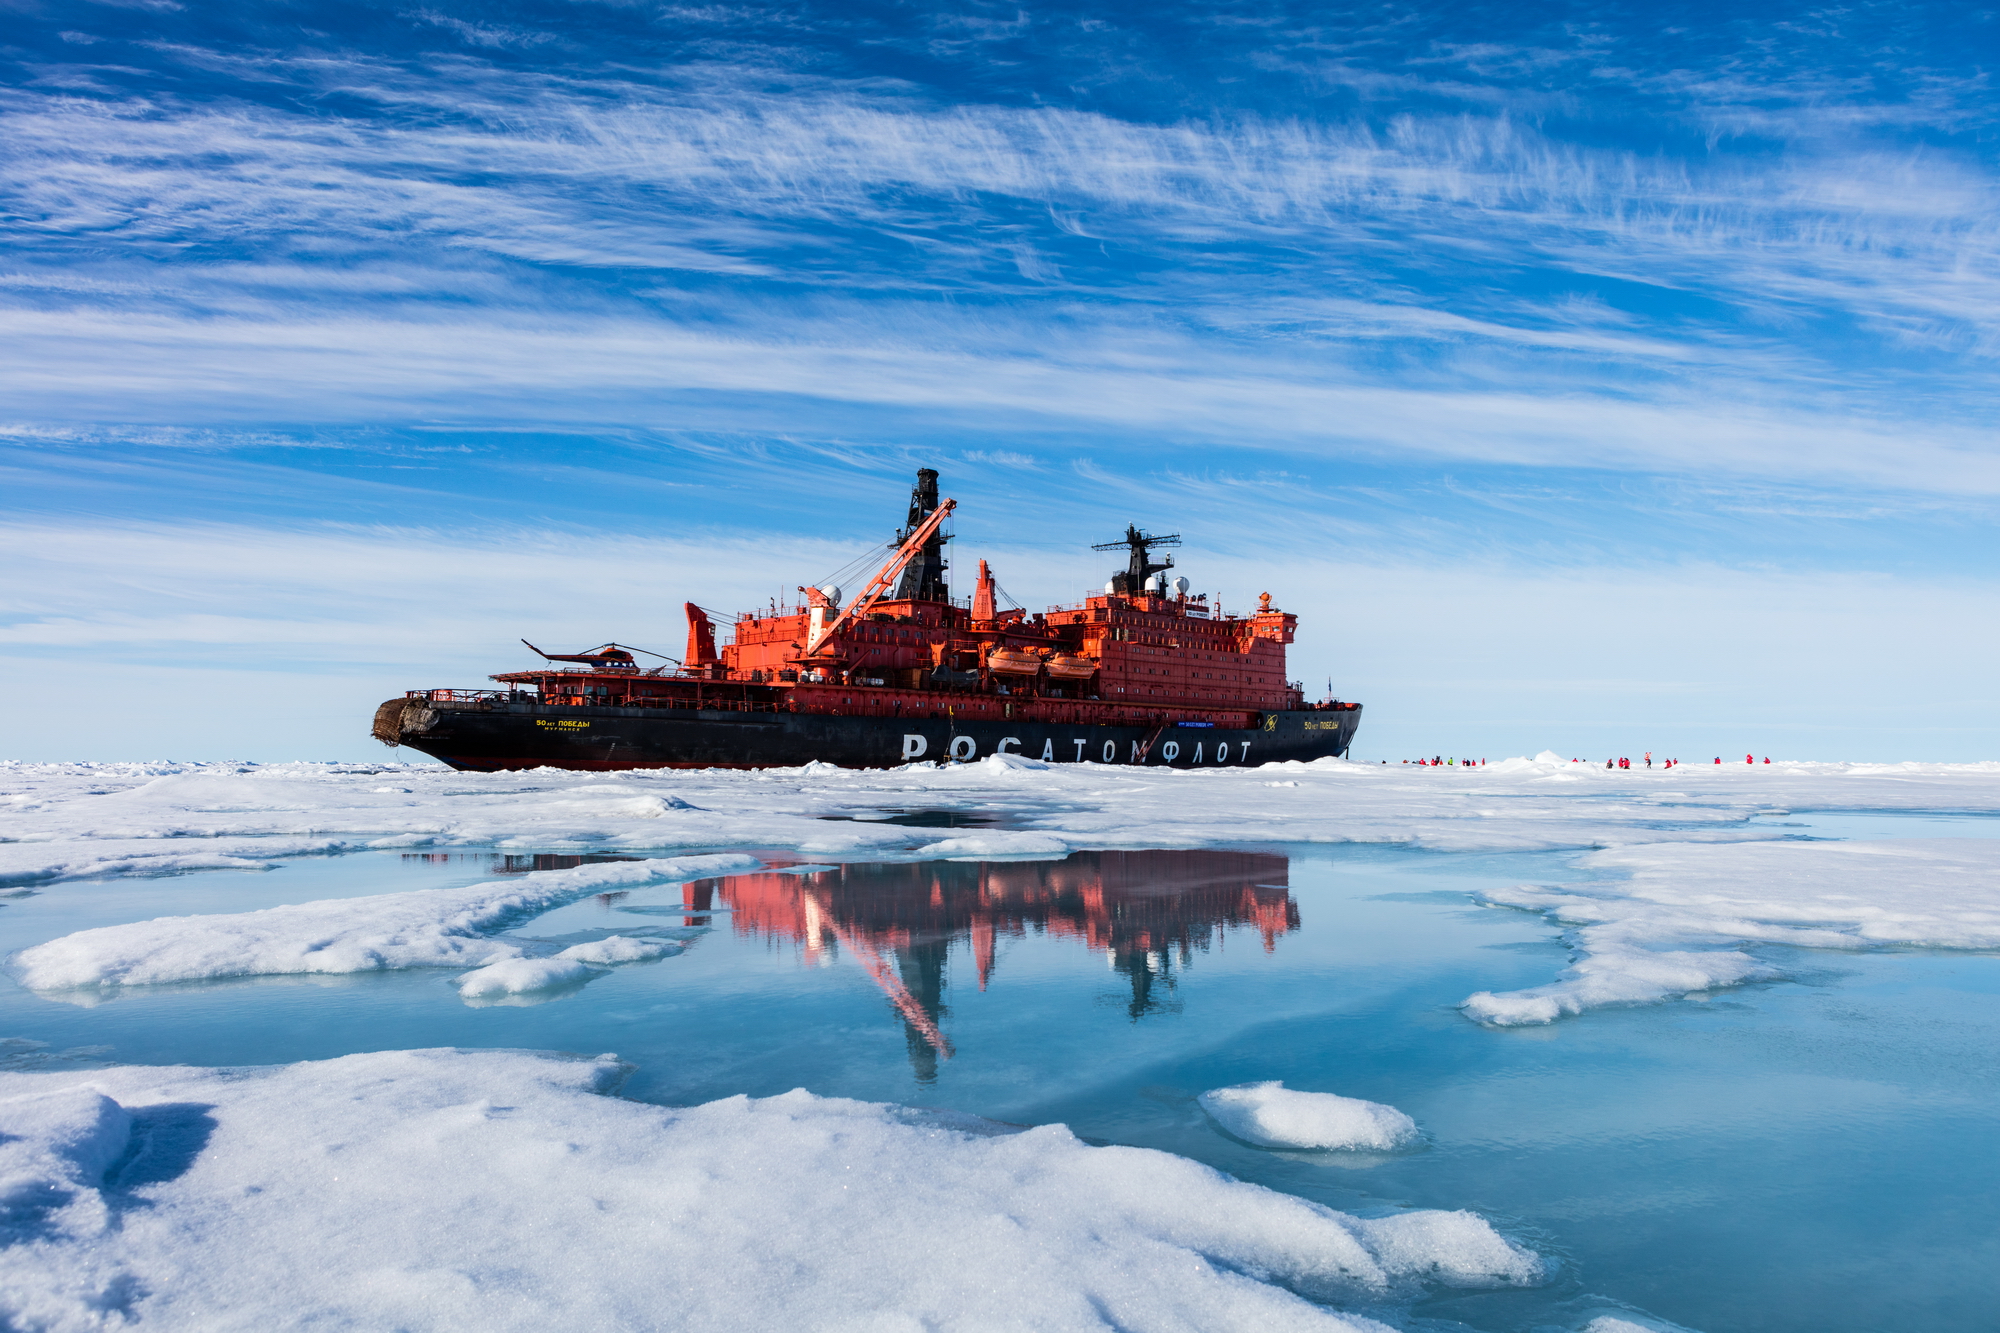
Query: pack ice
[[11, 855, 755, 991], [1462, 837, 2000, 1024], [0, 1047, 1544, 1332], [13, 755, 2000, 890], [8, 757, 2000, 1018]]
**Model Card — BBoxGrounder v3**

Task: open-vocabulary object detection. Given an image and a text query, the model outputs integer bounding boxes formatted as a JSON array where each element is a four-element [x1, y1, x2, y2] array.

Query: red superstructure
[[498, 470, 1306, 726], [375, 468, 1361, 770]]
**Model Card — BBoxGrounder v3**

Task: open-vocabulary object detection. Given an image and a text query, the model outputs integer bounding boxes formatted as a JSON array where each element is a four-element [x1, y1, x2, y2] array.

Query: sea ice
[[13, 755, 2000, 891], [1462, 838, 2000, 1024], [0, 1047, 1544, 1331], [553, 934, 682, 964], [1580, 1316, 1703, 1333], [1199, 1081, 1420, 1152], [11, 854, 756, 991], [453, 956, 599, 997], [10, 759, 2000, 1030]]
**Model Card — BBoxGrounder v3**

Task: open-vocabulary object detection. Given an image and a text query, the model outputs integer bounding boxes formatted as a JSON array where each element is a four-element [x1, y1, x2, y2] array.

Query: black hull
[[393, 701, 1361, 772]]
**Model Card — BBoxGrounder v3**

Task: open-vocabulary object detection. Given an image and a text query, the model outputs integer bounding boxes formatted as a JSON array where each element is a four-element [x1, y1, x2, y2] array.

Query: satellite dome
[[819, 585, 842, 606]]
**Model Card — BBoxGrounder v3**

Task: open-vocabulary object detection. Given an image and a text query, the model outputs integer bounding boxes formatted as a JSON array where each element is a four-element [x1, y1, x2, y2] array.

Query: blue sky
[[2, 0, 1996, 761]]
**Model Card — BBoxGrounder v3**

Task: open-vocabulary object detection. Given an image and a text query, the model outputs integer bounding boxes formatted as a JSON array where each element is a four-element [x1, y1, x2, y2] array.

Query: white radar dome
[[1172, 576, 1190, 596], [819, 585, 842, 605], [1105, 580, 1117, 595], [1147, 572, 1167, 593]]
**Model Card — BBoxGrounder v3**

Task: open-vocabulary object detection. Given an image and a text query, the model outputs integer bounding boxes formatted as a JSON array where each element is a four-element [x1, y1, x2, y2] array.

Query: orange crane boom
[[804, 498, 956, 656]]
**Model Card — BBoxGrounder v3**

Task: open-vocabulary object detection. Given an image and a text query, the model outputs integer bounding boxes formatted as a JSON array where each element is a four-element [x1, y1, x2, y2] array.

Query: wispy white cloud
[[0, 23, 1993, 499], [405, 9, 562, 50], [2, 300, 1995, 494]]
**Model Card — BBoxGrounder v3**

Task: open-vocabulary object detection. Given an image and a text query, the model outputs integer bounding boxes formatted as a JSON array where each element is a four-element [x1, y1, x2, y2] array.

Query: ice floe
[[453, 956, 599, 997], [8, 759, 2000, 1027], [9, 756, 2000, 891], [0, 1046, 1544, 1331], [1199, 1082, 1420, 1152], [553, 934, 682, 965], [11, 854, 755, 992], [1463, 838, 2000, 1024]]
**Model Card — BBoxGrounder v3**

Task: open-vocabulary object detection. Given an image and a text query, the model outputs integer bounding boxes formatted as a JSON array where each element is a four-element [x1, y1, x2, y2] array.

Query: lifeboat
[[1045, 654, 1098, 680], [986, 648, 1043, 675]]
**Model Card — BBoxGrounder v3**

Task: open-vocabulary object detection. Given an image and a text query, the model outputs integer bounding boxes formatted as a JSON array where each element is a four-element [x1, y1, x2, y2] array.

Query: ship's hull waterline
[[388, 700, 1361, 772]]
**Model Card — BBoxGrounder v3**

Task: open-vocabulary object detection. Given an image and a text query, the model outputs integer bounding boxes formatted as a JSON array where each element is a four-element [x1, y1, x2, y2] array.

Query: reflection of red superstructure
[[682, 850, 1295, 1081]]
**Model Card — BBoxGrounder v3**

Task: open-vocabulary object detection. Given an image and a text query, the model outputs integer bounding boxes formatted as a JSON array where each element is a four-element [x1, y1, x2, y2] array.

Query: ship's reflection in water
[[691, 850, 1296, 1081]]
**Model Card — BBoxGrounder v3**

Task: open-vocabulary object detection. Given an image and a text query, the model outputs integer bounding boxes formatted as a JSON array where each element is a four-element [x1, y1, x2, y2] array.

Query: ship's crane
[[1093, 526, 1181, 595], [803, 498, 958, 656]]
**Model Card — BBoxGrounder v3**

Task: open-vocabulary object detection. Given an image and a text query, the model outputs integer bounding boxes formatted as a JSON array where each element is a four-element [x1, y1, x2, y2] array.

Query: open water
[[2, 827, 1997, 1333]]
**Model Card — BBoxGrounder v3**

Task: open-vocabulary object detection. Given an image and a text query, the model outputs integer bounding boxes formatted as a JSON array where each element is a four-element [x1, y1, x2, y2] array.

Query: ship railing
[[411, 688, 791, 714], [408, 689, 519, 704]]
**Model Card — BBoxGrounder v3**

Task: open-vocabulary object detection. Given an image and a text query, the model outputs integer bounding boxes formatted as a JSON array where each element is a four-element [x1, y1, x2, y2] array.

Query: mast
[[1092, 525, 1182, 594], [891, 468, 951, 602], [804, 498, 958, 656]]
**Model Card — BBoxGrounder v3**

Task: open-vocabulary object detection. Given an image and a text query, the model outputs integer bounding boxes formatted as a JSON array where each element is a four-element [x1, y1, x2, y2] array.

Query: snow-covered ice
[[1462, 838, 2000, 1024], [1199, 1082, 1420, 1152], [553, 933, 682, 964], [10, 757, 2000, 1022], [453, 935, 681, 998], [11, 855, 755, 992], [1579, 1316, 1703, 1333], [0, 1046, 1543, 1332], [3, 757, 1997, 1329], [452, 956, 599, 997], [13, 755, 2000, 892]]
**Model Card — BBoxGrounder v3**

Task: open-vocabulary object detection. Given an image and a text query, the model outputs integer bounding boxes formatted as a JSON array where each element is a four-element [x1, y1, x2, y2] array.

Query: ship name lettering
[[1072, 739, 1088, 761], [1040, 739, 1055, 761], [1192, 742, 1204, 763], [1102, 740, 1116, 763], [901, 734, 928, 760], [998, 737, 1021, 755], [1237, 741, 1251, 762], [1162, 741, 1180, 761], [536, 719, 590, 730], [1217, 742, 1230, 761], [949, 736, 977, 761]]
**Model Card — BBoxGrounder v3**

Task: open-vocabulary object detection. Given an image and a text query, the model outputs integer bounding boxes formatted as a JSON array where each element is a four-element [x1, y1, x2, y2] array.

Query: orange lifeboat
[[1045, 654, 1098, 679], [986, 648, 1043, 675]]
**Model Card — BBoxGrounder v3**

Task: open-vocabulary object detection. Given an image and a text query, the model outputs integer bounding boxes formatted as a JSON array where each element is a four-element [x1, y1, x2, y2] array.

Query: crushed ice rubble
[[0, 1047, 1540, 1332], [5, 754, 2000, 1022]]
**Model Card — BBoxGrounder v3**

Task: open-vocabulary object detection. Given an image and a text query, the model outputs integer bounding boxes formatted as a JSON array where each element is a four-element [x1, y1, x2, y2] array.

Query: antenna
[[1091, 525, 1182, 595]]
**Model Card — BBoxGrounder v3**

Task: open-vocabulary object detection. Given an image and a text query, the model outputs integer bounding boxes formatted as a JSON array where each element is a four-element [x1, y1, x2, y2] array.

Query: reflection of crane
[[718, 852, 1296, 1079], [1092, 526, 1181, 595], [803, 888, 955, 1064]]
